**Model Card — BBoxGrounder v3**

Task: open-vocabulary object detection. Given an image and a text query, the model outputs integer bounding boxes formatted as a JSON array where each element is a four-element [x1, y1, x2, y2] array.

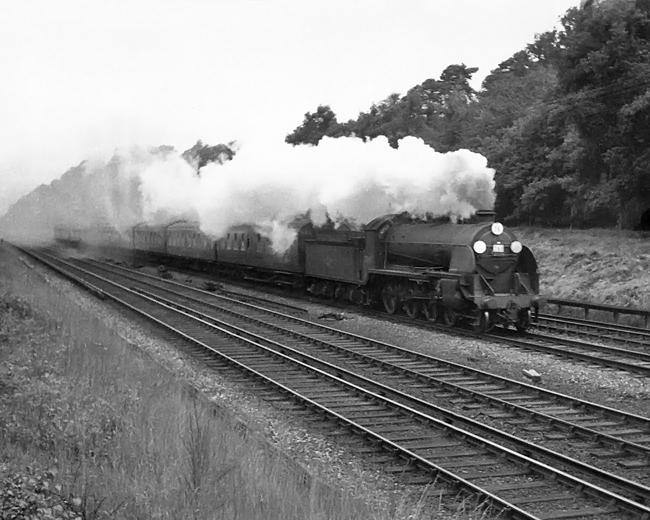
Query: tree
[[285, 64, 479, 151], [342, 64, 479, 150], [181, 140, 237, 171], [285, 105, 347, 146], [556, 0, 650, 224]]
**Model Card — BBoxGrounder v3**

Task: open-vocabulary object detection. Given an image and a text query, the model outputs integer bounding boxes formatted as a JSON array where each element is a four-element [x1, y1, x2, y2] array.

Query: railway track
[[22, 248, 650, 519], [71, 255, 650, 377], [60, 257, 650, 495], [153, 257, 650, 376], [535, 314, 650, 349], [66, 247, 650, 362], [487, 328, 650, 377]]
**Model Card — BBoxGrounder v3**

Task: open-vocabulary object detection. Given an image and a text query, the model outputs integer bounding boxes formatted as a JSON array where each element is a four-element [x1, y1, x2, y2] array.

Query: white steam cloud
[[0, 136, 495, 250], [138, 136, 495, 252]]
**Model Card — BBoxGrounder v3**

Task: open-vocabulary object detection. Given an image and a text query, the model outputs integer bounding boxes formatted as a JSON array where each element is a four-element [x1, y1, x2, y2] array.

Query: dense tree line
[[286, 0, 650, 229]]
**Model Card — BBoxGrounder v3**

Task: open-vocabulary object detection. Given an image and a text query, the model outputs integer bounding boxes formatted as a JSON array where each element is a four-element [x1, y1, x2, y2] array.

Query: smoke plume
[[0, 136, 495, 251], [139, 136, 495, 251]]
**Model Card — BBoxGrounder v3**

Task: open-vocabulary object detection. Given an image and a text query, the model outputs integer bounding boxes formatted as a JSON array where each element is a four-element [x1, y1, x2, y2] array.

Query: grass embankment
[[0, 254, 383, 519], [516, 227, 650, 309]]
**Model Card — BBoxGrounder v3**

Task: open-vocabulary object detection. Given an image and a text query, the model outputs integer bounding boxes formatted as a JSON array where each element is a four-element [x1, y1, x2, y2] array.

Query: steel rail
[[130, 283, 650, 506], [144, 282, 650, 458], [86, 257, 308, 315], [538, 314, 650, 337], [536, 315, 650, 347], [489, 330, 650, 374], [23, 248, 650, 519], [50, 252, 650, 450], [62, 250, 650, 376]]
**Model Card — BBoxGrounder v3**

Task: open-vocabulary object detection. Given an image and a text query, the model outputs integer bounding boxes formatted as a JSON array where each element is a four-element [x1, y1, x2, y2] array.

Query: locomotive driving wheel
[[423, 301, 439, 322], [403, 299, 421, 319], [381, 284, 399, 315], [441, 306, 458, 327]]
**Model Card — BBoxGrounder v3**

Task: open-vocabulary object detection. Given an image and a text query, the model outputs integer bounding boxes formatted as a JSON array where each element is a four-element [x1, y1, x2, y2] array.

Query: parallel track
[[536, 314, 650, 349], [21, 248, 650, 519], [63, 257, 650, 500]]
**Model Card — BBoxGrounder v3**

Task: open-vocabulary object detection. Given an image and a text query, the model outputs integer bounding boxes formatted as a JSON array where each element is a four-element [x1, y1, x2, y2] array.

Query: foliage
[[0, 272, 417, 520], [1, 467, 86, 520], [181, 140, 237, 171], [285, 105, 348, 145], [557, 1, 650, 195], [285, 65, 479, 151], [283, 2, 650, 228]]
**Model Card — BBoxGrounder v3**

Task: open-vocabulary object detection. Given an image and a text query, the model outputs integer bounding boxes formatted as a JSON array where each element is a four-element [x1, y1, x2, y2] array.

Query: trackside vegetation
[[286, 1, 650, 230], [0, 248, 489, 519]]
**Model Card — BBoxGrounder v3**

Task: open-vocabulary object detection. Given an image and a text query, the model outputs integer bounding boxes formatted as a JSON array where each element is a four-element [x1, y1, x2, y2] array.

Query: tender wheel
[[381, 285, 400, 315], [322, 282, 335, 299], [403, 299, 421, 319], [423, 301, 439, 322], [350, 288, 364, 305], [515, 309, 532, 334], [441, 307, 458, 327], [313, 281, 327, 297]]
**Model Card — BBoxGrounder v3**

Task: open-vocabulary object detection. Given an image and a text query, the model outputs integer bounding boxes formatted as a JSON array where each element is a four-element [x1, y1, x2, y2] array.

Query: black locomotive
[[54, 210, 542, 332]]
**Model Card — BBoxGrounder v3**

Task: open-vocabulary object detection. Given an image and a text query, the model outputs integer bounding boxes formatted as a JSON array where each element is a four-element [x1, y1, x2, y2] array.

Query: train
[[53, 210, 543, 333]]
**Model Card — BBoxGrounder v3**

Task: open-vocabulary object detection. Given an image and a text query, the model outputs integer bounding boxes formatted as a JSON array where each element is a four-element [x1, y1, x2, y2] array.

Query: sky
[[0, 0, 582, 217]]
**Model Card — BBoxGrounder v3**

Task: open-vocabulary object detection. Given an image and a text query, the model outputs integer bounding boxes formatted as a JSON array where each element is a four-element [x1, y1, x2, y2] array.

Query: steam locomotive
[[54, 210, 542, 332]]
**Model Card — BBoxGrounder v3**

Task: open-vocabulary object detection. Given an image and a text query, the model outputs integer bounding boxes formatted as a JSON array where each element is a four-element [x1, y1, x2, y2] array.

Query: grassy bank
[[516, 227, 650, 309], [0, 252, 380, 519], [0, 248, 488, 519]]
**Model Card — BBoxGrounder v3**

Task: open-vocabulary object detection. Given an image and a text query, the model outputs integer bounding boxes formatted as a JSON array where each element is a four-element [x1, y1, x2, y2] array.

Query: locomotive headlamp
[[491, 222, 504, 235], [473, 240, 487, 254], [510, 241, 523, 254]]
